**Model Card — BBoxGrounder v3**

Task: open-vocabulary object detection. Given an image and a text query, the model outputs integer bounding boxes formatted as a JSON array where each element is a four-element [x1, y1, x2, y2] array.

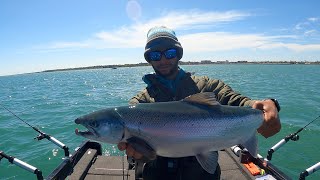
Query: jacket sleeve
[[129, 88, 155, 105], [194, 76, 256, 107]]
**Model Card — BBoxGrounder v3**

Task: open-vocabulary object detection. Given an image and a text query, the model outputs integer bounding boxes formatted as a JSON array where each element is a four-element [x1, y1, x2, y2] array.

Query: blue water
[[0, 64, 319, 179]]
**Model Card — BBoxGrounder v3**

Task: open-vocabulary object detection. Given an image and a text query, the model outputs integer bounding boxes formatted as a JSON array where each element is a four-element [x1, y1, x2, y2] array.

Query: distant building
[[201, 60, 213, 64], [216, 60, 229, 64]]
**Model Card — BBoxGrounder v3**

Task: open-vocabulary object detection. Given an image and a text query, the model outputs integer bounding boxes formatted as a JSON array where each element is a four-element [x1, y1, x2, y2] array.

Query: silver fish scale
[[113, 101, 262, 157]]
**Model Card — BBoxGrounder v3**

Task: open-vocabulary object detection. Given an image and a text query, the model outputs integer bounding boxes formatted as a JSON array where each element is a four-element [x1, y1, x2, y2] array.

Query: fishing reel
[[35, 133, 70, 157], [35, 133, 49, 141], [287, 133, 299, 141], [267, 132, 300, 160]]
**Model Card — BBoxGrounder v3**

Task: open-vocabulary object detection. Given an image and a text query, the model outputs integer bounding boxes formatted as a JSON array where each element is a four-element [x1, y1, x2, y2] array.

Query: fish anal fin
[[241, 133, 258, 158], [127, 136, 156, 160], [195, 151, 219, 174], [182, 92, 219, 106]]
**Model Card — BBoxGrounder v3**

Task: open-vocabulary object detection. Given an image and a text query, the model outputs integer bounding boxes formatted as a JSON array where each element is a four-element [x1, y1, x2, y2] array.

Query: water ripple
[[0, 65, 319, 179]]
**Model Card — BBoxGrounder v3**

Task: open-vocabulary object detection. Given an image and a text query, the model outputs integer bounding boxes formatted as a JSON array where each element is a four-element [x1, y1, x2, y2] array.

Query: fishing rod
[[299, 162, 320, 180], [0, 150, 43, 180], [266, 115, 320, 161], [0, 103, 70, 157]]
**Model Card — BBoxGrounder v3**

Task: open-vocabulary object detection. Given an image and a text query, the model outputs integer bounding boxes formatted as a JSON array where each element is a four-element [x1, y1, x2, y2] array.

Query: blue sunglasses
[[147, 48, 177, 61]]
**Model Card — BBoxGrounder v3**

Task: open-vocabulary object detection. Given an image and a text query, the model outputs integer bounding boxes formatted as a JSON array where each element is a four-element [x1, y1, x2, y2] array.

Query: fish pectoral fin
[[241, 133, 258, 158], [127, 136, 156, 160], [182, 92, 219, 106], [195, 151, 219, 174]]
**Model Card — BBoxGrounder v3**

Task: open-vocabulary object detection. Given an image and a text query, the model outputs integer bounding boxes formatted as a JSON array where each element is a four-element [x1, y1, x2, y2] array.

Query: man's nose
[[159, 55, 168, 62]]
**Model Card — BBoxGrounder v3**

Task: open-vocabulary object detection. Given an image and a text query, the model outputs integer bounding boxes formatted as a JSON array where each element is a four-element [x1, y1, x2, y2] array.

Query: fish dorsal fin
[[182, 92, 219, 106]]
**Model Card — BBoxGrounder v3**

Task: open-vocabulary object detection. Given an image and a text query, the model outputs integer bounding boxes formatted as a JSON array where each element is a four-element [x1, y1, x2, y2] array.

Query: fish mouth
[[75, 117, 99, 137], [75, 128, 93, 136], [75, 127, 99, 137]]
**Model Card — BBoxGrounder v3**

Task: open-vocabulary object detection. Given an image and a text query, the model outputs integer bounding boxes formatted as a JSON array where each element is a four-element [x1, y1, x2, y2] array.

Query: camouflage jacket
[[129, 72, 256, 107]]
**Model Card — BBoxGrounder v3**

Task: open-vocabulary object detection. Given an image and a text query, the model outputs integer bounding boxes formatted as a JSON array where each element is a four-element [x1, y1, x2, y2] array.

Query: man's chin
[[158, 68, 171, 75], [152, 62, 179, 78], [156, 69, 174, 77]]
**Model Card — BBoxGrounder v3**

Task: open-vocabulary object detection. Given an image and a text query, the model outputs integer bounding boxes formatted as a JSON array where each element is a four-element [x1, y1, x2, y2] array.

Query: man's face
[[146, 47, 180, 78], [150, 56, 179, 78]]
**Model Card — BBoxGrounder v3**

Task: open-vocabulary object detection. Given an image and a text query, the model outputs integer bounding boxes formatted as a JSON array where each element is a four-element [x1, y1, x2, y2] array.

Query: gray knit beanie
[[144, 26, 183, 62]]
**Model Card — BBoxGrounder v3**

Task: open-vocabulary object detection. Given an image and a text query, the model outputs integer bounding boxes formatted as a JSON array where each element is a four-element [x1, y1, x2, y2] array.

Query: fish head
[[75, 109, 124, 144]]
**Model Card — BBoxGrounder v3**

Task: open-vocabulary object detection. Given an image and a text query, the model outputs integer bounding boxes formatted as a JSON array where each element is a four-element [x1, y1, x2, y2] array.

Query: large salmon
[[75, 92, 263, 173]]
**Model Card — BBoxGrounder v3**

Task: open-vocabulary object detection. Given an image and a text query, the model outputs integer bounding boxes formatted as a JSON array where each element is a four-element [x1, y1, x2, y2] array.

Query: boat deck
[[67, 148, 255, 180], [47, 141, 289, 179]]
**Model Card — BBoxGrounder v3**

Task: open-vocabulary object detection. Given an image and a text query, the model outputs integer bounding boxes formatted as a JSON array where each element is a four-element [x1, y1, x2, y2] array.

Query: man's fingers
[[117, 143, 144, 160], [126, 144, 144, 159], [126, 145, 135, 157], [254, 100, 281, 138], [252, 101, 264, 111], [117, 142, 127, 151]]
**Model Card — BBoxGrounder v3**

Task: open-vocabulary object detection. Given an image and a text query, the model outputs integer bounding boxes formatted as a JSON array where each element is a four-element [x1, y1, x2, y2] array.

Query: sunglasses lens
[[148, 49, 177, 61], [148, 51, 162, 61], [164, 49, 177, 59]]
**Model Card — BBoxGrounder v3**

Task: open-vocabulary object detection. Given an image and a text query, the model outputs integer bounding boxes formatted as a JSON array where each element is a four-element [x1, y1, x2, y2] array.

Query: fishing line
[[267, 115, 320, 161], [295, 115, 320, 134], [0, 103, 70, 157], [285, 115, 320, 142], [0, 103, 42, 134]]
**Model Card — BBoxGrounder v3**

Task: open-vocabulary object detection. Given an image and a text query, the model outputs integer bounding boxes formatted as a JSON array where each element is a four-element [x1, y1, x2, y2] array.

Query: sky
[[1, 0, 320, 76]]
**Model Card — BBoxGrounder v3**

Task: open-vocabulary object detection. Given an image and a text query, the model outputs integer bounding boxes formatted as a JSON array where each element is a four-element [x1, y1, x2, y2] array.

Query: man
[[118, 26, 281, 180]]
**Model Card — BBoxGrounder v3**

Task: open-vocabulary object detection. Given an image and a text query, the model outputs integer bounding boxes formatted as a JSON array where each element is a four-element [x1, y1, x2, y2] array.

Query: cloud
[[33, 10, 320, 53], [93, 27, 145, 48], [148, 10, 251, 30], [255, 42, 320, 52], [181, 32, 268, 52], [304, 29, 318, 36], [308, 17, 319, 22], [92, 10, 251, 48], [294, 17, 320, 38], [181, 32, 320, 53]]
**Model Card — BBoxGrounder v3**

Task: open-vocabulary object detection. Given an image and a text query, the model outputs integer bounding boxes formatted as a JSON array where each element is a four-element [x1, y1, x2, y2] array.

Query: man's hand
[[252, 99, 281, 138], [118, 142, 143, 159]]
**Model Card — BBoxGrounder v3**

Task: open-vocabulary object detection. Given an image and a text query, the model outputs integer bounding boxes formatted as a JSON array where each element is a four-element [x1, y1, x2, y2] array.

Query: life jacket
[[143, 72, 200, 102]]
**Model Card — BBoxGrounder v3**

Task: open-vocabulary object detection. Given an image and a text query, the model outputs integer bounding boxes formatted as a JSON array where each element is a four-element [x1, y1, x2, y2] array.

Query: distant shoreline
[[40, 60, 319, 73]]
